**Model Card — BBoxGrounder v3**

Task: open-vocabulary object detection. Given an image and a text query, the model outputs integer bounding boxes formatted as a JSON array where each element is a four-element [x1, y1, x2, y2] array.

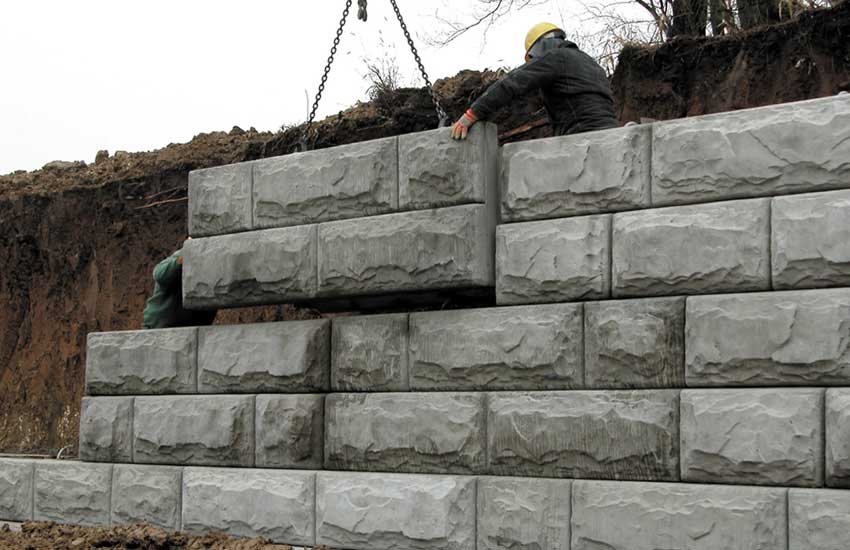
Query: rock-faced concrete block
[[686, 289, 850, 386], [571, 480, 788, 550], [85, 328, 197, 395], [652, 95, 850, 206], [317, 472, 476, 550], [183, 467, 315, 545], [789, 489, 850, 550], [501, 125, 651, 222], [488, 390, 679, 480], [198, 320, 330, 393], [398, 123, 497, 210], [612, 199, 770, 297], [78, 396, 134, 463], [496, 214, 611, 305], [325, 392, 486, 474], [826, 389, 850, 487], [0, 459, 34, 522], [772, 190, 850, 289], [255, 394, 324, 469], [331, 313, 409, 392], [188, 162, 253, 237], [409, 303, 583, 391], [134, 395, 254, 467], [585, 297, 685, 389], [681, 389, 824, 486], [34, 462, 112, 526], [477, 476, 571, 550], [253, 137, 398, 228], [111, 464, 181, 531]]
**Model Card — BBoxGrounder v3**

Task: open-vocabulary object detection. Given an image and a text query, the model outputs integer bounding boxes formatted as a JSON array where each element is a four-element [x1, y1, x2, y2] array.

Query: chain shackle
[[358, 0, 368, 21]]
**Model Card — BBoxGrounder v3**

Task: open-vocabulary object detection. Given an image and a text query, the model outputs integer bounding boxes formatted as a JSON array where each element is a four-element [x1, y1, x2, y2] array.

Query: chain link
[[358, 0, 368, 21]]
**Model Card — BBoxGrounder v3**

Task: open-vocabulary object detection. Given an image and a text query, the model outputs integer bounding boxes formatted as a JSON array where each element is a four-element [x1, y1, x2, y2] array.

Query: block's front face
[[34, 462, 112, 526], [827, 389, 850, 487], [0, 459, 34, 522], [255, 394, 324, 469], [111, 465, 182, 531], [331, 313, 409, 392], [78, 397, 134, 463], [789, 489, 850, 550], [409, 304, 583, 390], [188, 162, 253, 237]]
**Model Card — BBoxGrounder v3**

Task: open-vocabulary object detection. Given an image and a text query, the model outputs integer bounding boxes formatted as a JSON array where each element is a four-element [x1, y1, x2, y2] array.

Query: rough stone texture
[[409, 304, 583, 391], [255, 394, 324, 469], [612, 199, 770, 297], [0, 459, 34, 522], [477, 476, 571, 550], [85, 328, 197, 395], [826, 389, 850, 487], [772, 190, 850, 289], [78, 396, 134, 463], [398, 123, 497, 210], [325, 392, 486, 474], [789, 489, 850, 550], [182, 467, 315, 545], [585, 297, 685, 389], [111, 465, 181, 531], [188, 162, 253, 237], [134, 396, 254, 467], [331, 313, 409, 392], [496, 214, 611, 305], [681, 389, 824, 486], [198, 320, 330, 393], [253, 137, 398, 228], [317, 472, 476, 550], [501, 125, 651, 221], [686, 289, 850, 386], [488, 390, 679, 480], [34, 462, 112, 526], [571, 480, 788, 550], [319, 204, 494, 297]]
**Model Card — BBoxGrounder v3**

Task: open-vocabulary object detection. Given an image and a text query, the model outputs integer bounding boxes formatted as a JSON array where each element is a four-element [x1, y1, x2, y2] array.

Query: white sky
[[0, 0, 593, 175]]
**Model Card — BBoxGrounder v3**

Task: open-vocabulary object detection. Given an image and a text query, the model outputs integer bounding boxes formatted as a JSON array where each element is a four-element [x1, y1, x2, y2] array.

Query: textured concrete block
[[572, 480, 787, 550], [0, 459, 34, 522], [410, 303, 582, 391], [317, 472, 476, 550], [325, 392, 486, 474], [331, 313, 408, 392], [183, 468, 315, 545], [773, 190, 850, 289], [488, 391, 679, 480], [198, 320, 330, 393], [255, 394, 324, 469], [827, 389, 850, 487], [502, 125, 651, 221], [183, 225, 317, 309], [789, 489, 850, 550], [188, 162, 253, 237], [654, 94, 850, 207], [253, 137, 398, 228], [399, 123, 497, 210], [319, 204, 494, 297], [585, 297, 685, 388], [111, 465, 181, 531], [681, 389, 824, 486], [477, 477, 571, 550], [85, 328, 197, 395], [496, 214, 611, 305], [134, 396, 254, 467], [613, 199, 770, 297], [34, 462, 112, 526], [79, 396, 134, 463], [687, 289, 850, 386]]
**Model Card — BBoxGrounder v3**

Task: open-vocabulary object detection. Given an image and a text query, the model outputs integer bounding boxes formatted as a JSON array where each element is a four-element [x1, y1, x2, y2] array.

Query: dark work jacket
[[471, 41, 618, 136]]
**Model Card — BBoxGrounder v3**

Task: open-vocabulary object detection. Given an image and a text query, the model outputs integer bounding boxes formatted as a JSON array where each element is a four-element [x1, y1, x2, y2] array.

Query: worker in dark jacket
[[143, 244, 216, 329], [452, 22, 618, 139]]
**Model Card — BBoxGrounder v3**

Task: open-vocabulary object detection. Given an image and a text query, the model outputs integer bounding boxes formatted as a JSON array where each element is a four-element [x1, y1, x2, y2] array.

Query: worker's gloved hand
[[451, 109, 478, 140]]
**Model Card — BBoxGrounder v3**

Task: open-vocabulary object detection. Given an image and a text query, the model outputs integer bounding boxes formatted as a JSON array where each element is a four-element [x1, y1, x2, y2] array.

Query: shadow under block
[[110, 464, 182, 531], [78, 396, 134, 463], [331, 313, 410, 392]]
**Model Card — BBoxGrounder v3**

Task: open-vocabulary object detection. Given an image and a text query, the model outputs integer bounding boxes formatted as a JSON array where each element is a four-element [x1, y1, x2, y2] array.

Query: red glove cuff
[[465, 109, 478, 122]]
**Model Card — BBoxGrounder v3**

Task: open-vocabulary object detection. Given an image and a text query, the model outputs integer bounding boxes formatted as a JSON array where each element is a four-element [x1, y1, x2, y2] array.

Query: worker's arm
[[152, 252, 183, 290]]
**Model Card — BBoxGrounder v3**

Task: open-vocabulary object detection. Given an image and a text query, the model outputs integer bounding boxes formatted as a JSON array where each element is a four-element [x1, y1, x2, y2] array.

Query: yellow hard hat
[[525, 22, 563, 55]]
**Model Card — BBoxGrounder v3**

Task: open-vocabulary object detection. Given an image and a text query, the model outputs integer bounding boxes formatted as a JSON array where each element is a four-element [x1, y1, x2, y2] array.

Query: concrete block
[[317, 471, 475, 550], [325, 392, 486, 474], [34, 461, 112, 526], [652, 94, 850, 205], [111, 464, 181, 531], [255, 394, 324, 469], [686, 289, 850, 386], [134, 395, 254, 467], [681, 389, 824, 486], [78, 396, 134, 463], [826, 389, 850, 487], [188, 162, 253, 237], [85, 328, 197, 395], [488, 390, 679, 480], [198, 320, 330, 393], [585, 297, 685, 388], [477, 476, 571, 550], [253, 137, 398, 228], [571, 480, 787, 550], [789, 489, 850, 550], [409, 303, 583, 391], [183, 467, 315, 545], [331, 313, 408, 392], [0, 459, 34, 522], [496, 214, 611, 305], [612, 199, 770, 297], [501, 125, 651, 221]]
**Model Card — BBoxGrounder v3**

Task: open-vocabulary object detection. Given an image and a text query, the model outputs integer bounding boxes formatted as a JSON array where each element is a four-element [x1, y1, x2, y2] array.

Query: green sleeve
[[153, 252, 182, 289]]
